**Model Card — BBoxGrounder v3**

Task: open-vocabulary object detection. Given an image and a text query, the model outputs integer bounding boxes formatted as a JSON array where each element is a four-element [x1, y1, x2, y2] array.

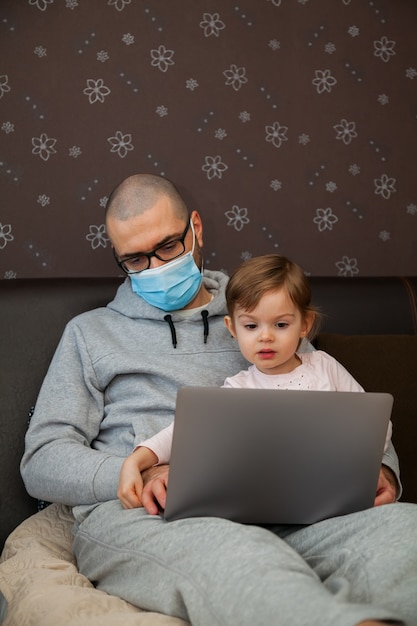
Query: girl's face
[[224, 288, 313, 376]]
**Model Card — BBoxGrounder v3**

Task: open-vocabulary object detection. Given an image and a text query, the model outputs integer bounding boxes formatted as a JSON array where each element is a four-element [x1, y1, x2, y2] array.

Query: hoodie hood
[[107, 269, 229, 321], [106, 269, 230, 348]]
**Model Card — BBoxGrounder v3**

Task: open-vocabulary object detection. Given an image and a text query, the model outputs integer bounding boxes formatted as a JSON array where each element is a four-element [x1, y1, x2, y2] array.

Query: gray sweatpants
[[73, 501, 417, 626]]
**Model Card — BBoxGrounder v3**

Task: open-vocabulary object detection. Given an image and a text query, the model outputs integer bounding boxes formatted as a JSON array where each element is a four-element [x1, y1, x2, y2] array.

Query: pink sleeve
[[135, 423, 174, 465]]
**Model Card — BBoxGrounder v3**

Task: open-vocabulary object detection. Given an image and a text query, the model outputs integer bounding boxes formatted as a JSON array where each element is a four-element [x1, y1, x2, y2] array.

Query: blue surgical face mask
[[129, 221, 203, 311]]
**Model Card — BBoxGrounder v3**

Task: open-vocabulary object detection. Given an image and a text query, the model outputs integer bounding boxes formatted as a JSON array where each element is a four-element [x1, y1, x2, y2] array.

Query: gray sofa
[[1, 275, 417, 551]]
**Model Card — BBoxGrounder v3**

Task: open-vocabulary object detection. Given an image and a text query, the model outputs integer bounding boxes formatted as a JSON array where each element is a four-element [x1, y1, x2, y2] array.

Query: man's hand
[[374, 465, 398, 507], [141, 464, 170, 515]]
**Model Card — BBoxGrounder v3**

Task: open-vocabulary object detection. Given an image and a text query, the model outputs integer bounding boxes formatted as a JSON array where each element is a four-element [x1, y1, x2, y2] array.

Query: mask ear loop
[[189, 219, 196, 255], [189, 218, 204, 274]]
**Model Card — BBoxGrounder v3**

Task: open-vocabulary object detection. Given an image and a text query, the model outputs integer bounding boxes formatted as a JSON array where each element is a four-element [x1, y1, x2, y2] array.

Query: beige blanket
[[0, 504, 188, 626]]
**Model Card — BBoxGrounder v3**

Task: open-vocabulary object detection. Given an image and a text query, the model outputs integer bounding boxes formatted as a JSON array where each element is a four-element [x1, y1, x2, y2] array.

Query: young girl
[[118, 254, 392, 512]]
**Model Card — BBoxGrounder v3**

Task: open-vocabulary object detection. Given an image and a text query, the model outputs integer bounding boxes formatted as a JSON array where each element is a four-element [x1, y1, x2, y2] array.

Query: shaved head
[[105, 174, 188, 222]]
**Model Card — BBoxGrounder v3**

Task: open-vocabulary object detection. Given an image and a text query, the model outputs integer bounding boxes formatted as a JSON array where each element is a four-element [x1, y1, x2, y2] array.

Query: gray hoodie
[[21, 270, 248, 508]]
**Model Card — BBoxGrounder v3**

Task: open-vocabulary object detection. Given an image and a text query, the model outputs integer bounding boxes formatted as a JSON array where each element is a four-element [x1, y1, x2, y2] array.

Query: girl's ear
[[300, 311, 315, 338], [224, 315, 236, 338]]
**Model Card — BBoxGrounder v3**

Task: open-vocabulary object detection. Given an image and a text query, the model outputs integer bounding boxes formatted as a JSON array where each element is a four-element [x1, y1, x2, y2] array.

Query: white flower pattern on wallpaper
[[223, 65, 248, 91], [28, 0, 54, 11], [269, 39, 280, 51], [86, 225, 109, 249], [1, 3, 417, 278], [97, 51, 109, 62], [336, 256, 359, 277], [186, 78, 199, 91], [312, 69, 337, 94], [69, 146, 82, 158], [349, 164, 361, 176], [150, 45, 175, 72], [31, 133, 57, 161], [199, 13, 225, 38], [1, 121, 14, 134], [270, 179, 282, 191], [156, 105, 168, 117], [348, 26, 359, 37], [122, 33, 134, 45], [374, 36, 396, 63], [107, 131, 134, 158], [0, 75, 11, 98], [333, 119, 357, 145], [34, 45, 47, 58], [0, 223, 14, 249], [265, 122, 288, 148], [37, 194, 50, 207], [313, 208, 339, 232], [83, 79, 111, 104], [225, 206, 250, 231], [108, 0, 131, 11], [202, 156, 228, 180], [214, 128, 227, 140], [374, 174, 396, 200]]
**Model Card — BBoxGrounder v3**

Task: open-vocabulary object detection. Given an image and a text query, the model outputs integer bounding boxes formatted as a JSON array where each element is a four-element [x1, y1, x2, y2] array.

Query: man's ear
[[191, 210, 203, 248], [224, 315, 236, 338]]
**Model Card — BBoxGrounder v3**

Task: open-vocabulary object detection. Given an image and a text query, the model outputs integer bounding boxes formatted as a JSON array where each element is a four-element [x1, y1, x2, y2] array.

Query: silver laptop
[[164, 387, 393, 524]]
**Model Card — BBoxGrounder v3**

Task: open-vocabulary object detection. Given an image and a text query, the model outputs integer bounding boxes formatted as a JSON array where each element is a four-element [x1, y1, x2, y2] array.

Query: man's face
[[107, 197, 204, 272]]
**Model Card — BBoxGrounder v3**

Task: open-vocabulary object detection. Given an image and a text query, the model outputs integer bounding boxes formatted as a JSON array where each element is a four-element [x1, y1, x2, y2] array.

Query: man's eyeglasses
[[114, 221, 191, 274]]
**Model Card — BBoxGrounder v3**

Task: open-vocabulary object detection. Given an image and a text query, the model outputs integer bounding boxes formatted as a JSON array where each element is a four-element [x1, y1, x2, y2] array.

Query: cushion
[[0, 504, 188, 626], [315, 334, 417, 503]]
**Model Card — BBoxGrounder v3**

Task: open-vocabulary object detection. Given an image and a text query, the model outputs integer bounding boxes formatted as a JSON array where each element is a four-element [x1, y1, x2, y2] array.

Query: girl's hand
[[374, 466, 398, 507], [117, 454, 144, 509]]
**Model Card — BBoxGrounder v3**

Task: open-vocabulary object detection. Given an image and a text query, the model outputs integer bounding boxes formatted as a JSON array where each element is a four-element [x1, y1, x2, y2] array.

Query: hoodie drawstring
[[164, 315, 177, 349], [163, 310, 210, 348], [201, 310, 209, 344]]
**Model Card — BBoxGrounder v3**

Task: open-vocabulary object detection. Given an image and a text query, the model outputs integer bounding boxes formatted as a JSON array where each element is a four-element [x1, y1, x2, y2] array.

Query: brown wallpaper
[[0, 0, 416, 279]]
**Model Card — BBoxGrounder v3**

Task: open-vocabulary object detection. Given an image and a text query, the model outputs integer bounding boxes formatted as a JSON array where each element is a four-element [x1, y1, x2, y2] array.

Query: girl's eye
[[276, 322, 289, 329], [244, 324, 257, 330]]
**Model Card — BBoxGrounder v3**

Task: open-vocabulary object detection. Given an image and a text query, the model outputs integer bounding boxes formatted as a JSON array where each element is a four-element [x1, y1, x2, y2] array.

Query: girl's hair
[[225, 254, 321, 340]]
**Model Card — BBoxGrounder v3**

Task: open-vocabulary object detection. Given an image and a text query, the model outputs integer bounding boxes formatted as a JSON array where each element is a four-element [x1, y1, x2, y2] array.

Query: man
[[21, 174, 417, 626]]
